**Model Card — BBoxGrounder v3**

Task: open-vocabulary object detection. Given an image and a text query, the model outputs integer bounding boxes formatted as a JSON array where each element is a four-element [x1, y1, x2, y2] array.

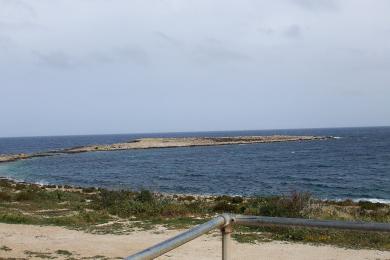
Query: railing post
[[221, 224, 232, 260]]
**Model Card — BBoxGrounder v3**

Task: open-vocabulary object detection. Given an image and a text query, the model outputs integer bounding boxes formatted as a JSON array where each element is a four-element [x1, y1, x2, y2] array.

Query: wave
[[0, 175, 26, 184], [352, 198, 390, 204], [34, 180, 50, 186], [0, 174, 50, 187], [324, 197, 390, 204]]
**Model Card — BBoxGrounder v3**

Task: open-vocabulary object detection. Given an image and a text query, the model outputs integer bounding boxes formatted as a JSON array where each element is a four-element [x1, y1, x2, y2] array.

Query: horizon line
[[1, 125, 389, 139]]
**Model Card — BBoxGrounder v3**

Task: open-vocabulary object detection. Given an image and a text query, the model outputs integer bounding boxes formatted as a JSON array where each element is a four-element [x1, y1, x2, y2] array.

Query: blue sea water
[[0, 127, 389, 201]]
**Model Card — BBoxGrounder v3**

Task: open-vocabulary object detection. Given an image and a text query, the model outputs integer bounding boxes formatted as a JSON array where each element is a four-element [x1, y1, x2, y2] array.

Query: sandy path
[[0, 223, 389, 260]]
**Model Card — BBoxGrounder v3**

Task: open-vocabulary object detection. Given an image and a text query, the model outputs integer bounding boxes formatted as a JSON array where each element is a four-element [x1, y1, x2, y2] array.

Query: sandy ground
[[0, 223, 389, 260]]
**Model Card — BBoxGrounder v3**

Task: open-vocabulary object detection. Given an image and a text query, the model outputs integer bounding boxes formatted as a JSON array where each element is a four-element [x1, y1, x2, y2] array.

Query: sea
[[0, 127, 389, 202]]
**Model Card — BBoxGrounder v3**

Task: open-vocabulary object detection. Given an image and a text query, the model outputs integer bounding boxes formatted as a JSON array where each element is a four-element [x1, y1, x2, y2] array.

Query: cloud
[[33, 51, 78, 69], [0, 0, 36, 18], [33, 46, 150, 69], [0, 21, 44, 32], [0, 0, 40, 37], [192, 39, 251, 65], [257, 27, 275, 36], [0, 35, 14, 49], [283, 25, 302, 39], [89, 46, 149, 66], [194, 46, 251, 65], [290, 0, 338, 11], [154, 31, 181, 47]]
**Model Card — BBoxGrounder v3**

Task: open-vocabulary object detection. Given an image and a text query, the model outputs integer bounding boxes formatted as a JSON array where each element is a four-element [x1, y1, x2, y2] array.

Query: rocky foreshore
[[0, 152, 56, 163], [0, 135, 331, 164]]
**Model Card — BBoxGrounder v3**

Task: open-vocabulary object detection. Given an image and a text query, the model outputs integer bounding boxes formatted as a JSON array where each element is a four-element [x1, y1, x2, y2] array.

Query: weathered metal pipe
[[233, 215, 390, 232], [125, 215, 226, 260]]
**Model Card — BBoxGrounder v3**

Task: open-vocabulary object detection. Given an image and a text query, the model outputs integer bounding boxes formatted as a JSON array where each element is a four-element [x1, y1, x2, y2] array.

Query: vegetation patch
[[55, 249, 72, 256], [24, 250, 56, 259], [0, 178, 389, 250], [80, 255, 108, 260], [0, 245, 12, 251]]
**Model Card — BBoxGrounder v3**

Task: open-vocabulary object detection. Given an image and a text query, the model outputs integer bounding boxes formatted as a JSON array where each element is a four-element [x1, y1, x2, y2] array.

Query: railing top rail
[[125, 214, 390, 260], [233, 215, 390, 232], [125, 215, 227, 260]]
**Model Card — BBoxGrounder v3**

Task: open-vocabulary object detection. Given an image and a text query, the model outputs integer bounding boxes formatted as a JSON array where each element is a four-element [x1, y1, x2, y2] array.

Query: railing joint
[[220, 213, 235, 228]]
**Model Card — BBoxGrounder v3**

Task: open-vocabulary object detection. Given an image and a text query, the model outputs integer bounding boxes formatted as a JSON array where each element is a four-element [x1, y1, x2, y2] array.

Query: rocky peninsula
[[0, 135, 330, 163]]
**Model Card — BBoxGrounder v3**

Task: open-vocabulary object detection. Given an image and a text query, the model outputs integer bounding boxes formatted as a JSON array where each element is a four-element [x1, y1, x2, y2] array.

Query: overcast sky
[[0, 0, 389, 137]]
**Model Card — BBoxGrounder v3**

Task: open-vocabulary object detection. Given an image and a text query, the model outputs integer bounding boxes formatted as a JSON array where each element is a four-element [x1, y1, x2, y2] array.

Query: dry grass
[[0, 178, 389, 249]]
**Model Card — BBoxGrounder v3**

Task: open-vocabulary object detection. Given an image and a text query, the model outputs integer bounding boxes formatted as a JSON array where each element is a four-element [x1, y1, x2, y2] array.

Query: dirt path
[[0, 223, 389, 259]]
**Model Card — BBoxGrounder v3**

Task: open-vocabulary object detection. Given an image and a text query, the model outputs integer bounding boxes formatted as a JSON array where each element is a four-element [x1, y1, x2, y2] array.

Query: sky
[[0, 0, 389, 137]]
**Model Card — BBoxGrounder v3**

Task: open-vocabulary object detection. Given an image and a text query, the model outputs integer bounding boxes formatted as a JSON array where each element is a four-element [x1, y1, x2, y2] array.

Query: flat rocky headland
[[0, 135, 330, 163]]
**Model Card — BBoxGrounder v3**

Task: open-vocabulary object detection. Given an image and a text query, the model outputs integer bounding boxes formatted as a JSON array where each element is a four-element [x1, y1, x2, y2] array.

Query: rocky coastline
[[0, 135, 331, 164]]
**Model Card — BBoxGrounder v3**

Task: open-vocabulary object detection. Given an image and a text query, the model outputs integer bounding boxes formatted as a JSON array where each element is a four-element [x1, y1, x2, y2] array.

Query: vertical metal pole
[[221, 225, 232, 260]]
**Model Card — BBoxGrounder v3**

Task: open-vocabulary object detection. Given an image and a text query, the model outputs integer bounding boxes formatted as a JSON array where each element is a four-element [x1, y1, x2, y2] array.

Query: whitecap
[[35, 180, 49, 186], [353, 198, 390, 204]]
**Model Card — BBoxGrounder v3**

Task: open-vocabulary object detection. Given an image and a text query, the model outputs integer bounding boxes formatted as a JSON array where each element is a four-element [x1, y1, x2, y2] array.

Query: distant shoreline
[[0, 135, 331, 164]]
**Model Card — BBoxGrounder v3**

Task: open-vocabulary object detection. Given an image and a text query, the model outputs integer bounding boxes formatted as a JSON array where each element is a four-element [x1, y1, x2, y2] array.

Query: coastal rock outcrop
[[0, 135, 331, 164]]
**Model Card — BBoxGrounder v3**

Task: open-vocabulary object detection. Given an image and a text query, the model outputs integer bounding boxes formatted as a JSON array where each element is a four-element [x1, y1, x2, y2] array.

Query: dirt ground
[[0, 223, 389, 260]]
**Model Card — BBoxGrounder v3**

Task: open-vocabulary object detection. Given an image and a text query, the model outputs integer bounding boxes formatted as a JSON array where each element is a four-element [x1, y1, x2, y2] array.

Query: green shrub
[[177, 195, 195, 201], [358, 201, 385, 211], [0, 191, 11, 201], [44, 184, 57, 188], [0, 245, 12, 251], [136, 190, 154, 203], [98, 190, 131, 208], [14, 183, 27, 190], [0, 179, 12, 188], [0, 212, 37, 224], [55, 249, 72, 256], [160, 203, 188, 217], [82, 187, 96, 193], [15, 190, 36, 201], [212, 200, 236, 212], [231, 196, 244, 204], [256, 192, 311, 218]]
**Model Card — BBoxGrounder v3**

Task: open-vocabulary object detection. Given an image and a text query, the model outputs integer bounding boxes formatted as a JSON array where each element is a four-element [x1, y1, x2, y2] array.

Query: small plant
[[177, 195, 195, 201], [255, 192, 311, 218], [15, 190, 36, 201], [24, 250, 55, 259], [231, 196, 244, 204], [82, 187, 96, 193], [44, 184, 57, 188], [358, 201, 385, 211], [212, 200, 237, 212], [0, 245, 12, 251], [55, 249, 72, 256], [136, 190, 154, 203], [0, 191, 11, 201]]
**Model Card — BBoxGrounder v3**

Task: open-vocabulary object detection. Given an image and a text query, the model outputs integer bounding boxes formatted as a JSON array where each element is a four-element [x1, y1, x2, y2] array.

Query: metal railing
[[125, 214, 390, 260]]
